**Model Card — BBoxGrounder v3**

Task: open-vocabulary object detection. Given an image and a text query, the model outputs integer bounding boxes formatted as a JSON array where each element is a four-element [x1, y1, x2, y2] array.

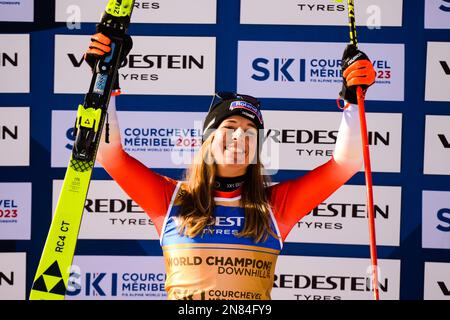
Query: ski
[[29, 0, 135, 300]]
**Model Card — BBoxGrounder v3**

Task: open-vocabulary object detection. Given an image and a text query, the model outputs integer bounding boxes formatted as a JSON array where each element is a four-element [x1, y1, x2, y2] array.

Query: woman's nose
[[232, 128, 245, 140]]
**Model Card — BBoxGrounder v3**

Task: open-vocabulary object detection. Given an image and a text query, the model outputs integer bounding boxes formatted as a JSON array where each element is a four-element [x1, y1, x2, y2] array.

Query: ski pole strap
[[336, 98, 351, 110]]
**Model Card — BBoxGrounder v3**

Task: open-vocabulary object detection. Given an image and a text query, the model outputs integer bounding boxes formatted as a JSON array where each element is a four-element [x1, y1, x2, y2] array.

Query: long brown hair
[[177, 134, 278, 243]]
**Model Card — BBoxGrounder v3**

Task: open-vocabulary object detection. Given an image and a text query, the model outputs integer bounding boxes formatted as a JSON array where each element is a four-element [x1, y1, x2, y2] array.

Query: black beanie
[[202, 94, 264, 143]]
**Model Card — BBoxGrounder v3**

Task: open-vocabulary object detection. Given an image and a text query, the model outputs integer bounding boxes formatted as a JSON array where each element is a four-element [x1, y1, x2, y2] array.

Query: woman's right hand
[[83, 32, 133, 72], [84, 33, 114, 70]]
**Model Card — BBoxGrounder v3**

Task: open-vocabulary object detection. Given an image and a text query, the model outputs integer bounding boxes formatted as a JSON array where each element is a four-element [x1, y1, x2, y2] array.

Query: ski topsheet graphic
[[29, 0, 135, 300]]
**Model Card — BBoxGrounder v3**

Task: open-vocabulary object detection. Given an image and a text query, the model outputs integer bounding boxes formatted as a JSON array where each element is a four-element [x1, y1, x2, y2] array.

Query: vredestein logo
[[440, 0, 450, 12], [113, 0, 160, 12], [307, 202, 390, 219], [67, 52, 205, 82], [298, 201, 390, 231], [1, 52, 18, 67], [438, 281, 450, 295], [83, 197, 152, 227], [264, 128, 390, 148], [440, 60, 450, 75], [134, 1, 160, 10], [438, 133, 450, 148], [273, 273, 389, 292], [0, 35, 29, 93], [0, 271, 14, 286], [84, 198, 144, 214], [297, 2, 345, 12], [424, 262, 450, 299], [1, 125, 18, 141]]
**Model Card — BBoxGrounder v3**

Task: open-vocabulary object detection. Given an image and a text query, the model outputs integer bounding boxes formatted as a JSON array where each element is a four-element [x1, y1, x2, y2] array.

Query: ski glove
[[84, 26, 133, 92], [339, 44, 376, 104]]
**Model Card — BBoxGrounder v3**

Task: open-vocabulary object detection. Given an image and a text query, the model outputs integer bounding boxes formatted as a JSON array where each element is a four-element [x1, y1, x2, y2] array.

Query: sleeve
[[96, 95, 177, 236], [268, 104, 363, 242]]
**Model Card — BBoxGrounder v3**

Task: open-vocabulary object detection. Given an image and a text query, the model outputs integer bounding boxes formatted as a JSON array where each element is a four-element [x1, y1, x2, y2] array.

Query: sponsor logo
[[53, 180, 158, 240], [1, 52, 18, 67], [31, 260, 67, 295], [424, 262, 450, 300], [274, 274, 388, 292], [240, 0, 402, 27], [425, 0, 450, 29], [265, 129, 389, 146], [424, 115, 450, 175], [297, 3, 345, 12], [422, 191, 450, 249], [0, 34, 29, 93], [285, 185, 401, 246], [229, 101, 263, 124], [52, 110, 205, 168], [214, 216, 244, 228], [0, 108, 29, 166], [272, 256, 400, 300], [440, 0, 450, 12], [0, 271, 14, 286], [170, 215, 245, 237], [55, 0, 216, 24], [54, 35, 215, 95], [0, 252, 26, 300], [66, 256, 167, 300], [440, 60, 450, 75], [1, 125, 18, 140], [426, 42, 450, 101], [438, 134, 450, 148], [67, 52, 205, 76], [437, 208, 450, 232], [238, 41, 404, 101], [0, 199, 18, 219], [261, 110, 402, 172], [0, 0, 33, 22]]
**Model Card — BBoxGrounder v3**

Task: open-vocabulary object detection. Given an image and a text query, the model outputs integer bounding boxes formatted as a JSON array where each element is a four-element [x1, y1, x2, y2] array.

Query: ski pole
[[346, 0, 380, 300]]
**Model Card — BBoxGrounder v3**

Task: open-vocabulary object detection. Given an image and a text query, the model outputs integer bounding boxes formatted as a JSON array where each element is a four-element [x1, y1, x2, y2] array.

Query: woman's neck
[[214, 174, 245, 192]]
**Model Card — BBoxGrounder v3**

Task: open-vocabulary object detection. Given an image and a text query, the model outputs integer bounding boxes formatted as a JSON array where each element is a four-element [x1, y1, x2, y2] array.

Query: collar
[[213, 175, 245, 202]]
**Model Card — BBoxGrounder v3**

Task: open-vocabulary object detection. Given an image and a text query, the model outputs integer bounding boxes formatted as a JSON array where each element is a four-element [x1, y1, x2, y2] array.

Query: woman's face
[[211, 115, 258, 177]]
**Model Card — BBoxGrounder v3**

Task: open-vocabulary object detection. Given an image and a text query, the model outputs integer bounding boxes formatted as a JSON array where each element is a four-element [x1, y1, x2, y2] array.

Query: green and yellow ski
[[29, 0, 135, 300]]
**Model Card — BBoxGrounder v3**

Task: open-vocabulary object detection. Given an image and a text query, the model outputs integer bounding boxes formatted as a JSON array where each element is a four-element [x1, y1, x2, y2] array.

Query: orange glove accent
[[85, 33, 111, 57], [343, 60, 377, 87]]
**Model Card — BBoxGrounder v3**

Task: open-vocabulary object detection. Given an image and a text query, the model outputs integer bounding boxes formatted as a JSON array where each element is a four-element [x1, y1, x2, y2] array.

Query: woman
[[85, 33, 376, 300]]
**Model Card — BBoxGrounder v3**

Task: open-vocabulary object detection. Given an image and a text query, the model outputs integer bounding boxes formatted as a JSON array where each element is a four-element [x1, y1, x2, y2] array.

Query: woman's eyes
[[222, 126, 256, 135]]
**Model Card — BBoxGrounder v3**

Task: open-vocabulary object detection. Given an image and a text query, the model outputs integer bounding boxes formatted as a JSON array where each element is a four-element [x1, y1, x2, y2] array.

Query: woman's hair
[[177, 133, 278, 243]]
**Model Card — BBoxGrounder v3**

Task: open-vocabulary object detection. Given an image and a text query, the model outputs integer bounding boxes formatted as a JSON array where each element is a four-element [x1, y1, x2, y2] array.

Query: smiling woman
[[84, 28, 376, 300]]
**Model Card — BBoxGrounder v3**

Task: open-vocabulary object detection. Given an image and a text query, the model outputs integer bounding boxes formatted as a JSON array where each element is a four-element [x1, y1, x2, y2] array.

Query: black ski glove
[[339, 44, 376, 104], [84, 24, 133, 91]]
